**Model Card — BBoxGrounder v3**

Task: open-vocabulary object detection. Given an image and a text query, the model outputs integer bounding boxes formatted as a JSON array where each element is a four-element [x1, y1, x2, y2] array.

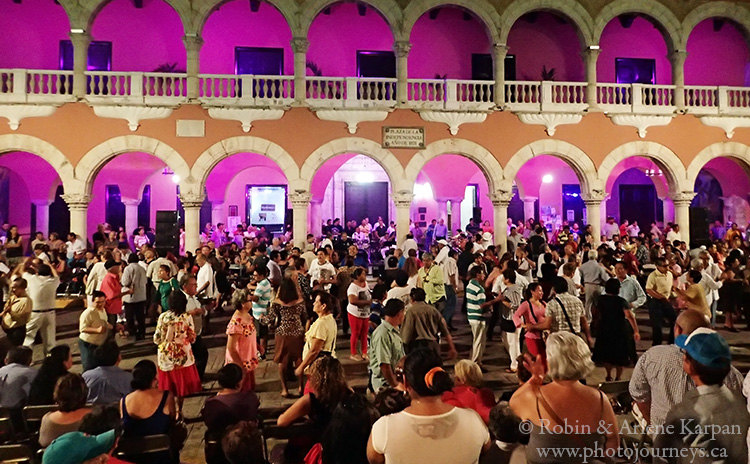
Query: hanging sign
[[382, 127, 425, 149]]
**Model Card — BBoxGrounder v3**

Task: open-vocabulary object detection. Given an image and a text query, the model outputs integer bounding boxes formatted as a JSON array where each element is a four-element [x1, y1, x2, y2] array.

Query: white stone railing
[[305, 77, 398, 108], [685, 85, 750, 115], [597, 83, 675, 114], [85, 71, 188, 104], [406, 79, 494, 110], [0, 69, 75, 103], [506, 81, 588, 112], [198, 74, 294, 106]]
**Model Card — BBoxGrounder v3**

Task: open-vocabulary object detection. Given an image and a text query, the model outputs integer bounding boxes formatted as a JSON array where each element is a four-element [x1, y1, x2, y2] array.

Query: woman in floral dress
[[226, 289, 259, 391], [153, 290, 201, 416]]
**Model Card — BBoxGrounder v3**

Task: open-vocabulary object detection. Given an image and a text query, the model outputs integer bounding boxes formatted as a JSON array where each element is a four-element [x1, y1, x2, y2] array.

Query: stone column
[[62, 194, 90, 240], [290, 192, 311, 249], [310, 199, 322, 238], [672, 192, 696, 245], [32, 200, 50, 236], [583, 47, 601, 110], [211, 201, 225, 226], [670, 50, 687, 111], [435, 198, 449, 222], [393, 41, 411, 105], [291, 38, 310, 105], [394, 191, 414, 245], [183, 35, 204, 99], [582, 192, 606, 246], [69, 31, 92, 98], [522, 196, 538, 222], [491, 191, 514, 254], [660, 196, 674, 225], [492, 44, 509, 107], [179, 193, 205, 254], [122, 198, 141, 237], [448, 197, 462, 237]]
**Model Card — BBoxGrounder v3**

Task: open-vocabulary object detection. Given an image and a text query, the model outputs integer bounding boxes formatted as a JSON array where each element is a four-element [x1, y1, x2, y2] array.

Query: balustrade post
[[345, 77, 358, 106], [131, 72, 144, 99], [69, 31, 91, 98], [541, 81, 553, 111], [718, 86, 729, 114], [631, 84, 644, 112], [445, 79, 458, 110], [11, 69, 26, 98], [583, 47, 600, 111], [670, 49, 687, 111], [492, 44, 509, 107], [183, 35, 204, 100], [241, 75, 254, 103], [291, 38, 309, 106], [394, 41, 411, 105]]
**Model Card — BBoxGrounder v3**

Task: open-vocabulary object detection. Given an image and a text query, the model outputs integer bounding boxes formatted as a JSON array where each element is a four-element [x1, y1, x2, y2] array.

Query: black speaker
[[155, 210, 179, 254], [689, 207, 710, 248], [473, 207, 482, 223]]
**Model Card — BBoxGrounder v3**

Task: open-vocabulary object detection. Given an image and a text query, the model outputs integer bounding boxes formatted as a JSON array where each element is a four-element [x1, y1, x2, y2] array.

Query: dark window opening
[[615, 58, 655, 84]]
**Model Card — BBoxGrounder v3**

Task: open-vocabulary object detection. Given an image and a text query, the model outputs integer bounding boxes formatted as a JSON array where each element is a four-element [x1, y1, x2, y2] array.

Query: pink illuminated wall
[[91, 0, 185, 71], [700, 157, 750, 198], [307, 3, 393, 77], [515, 156, 579, 224], [507, 12, 584, 82], [685, 19, 749, 86], [0, 1, 69, 69], [409, 7, 491, 79], [598, 16, 671, 84], [201, 0, 293, 75]]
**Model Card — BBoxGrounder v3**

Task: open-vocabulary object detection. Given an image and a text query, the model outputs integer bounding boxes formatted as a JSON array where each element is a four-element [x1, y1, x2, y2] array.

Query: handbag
[[526, 300, 550, 342], [554, 297, 588, 346]]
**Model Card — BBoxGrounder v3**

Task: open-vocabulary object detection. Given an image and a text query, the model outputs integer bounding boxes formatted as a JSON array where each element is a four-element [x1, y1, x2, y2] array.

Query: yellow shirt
[[684, 284, 710, 321], [1, 295, 32, 329], [646, 269, 673, 299], [418, 264, 445, 304]]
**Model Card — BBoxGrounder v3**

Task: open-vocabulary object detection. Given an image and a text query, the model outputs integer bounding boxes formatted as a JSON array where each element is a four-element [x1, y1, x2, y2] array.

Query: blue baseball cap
[[675, 328, 731, 369], [42, 430, 116, 464]]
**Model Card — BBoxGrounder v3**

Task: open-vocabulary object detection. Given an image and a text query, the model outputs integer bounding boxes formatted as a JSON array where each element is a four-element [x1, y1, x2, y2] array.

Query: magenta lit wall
[[0, 1, 69, 69], [507, 13, 584, 82], [685, 19, 749, 86], [598, 16, 671, 84], [91, 0, 185, 71], [201, 0, 293, 75], [307, 3, 393, 77], [409, 7, 491, 79], [701, 157, 750, 198]]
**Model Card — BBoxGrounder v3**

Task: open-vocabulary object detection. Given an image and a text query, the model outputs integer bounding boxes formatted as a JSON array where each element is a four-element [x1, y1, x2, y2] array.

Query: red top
[[100, 272, 123, 315], [441, 385, 496, 424]]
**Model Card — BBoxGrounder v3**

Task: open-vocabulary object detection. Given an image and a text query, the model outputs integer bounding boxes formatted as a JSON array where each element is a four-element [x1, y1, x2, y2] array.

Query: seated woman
[[28, 345, 73, 405], [509, 332, 619, 463], [39, 373, 91, 448], [202, 363, 260, 434], [367, 349, 491, 464], [441, 360, 496, 424], [314, 393, 379, 464], [120, 359, 178, 464]]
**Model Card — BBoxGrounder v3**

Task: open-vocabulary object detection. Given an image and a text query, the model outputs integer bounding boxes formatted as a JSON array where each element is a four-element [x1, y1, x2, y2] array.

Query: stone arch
[[687, 142, 750, 189], [299, 0, 402, 40], [299, 137, 406, 193], [503, 139, 598, 194], [404, 139, 503, 195], [84, 0, 192, 34], [190, 136, 301, 194], [680, 2, 750, 51], [0, 134, 77, 192], [402, 0, 501, 44], [498, 0, 595, 48], [195, 0, 299, 37], [598, 141, 688, 195], [593, 0, 681, 52], [75, 135, 191, 196]]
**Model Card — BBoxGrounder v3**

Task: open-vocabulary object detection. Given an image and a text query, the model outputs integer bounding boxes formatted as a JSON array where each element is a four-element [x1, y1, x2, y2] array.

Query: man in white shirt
[[435, 240, 459, 330], [65, 232, 86, 264], [196, 253, 217, 310], [18, 261, 60, 357], [145, 249, 178, 287], [602, 217, 620, 240], [309, 249, 336, 291], [400, 233, 418, 256], [666, 224, 682, 244]]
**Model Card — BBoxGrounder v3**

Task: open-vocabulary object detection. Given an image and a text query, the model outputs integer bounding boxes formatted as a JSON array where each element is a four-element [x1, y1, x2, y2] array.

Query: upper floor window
[[615, 58, 655, 84], [357, 51, 395, 78], [235, 47, 283, 75], [59, 40, 112, 71]]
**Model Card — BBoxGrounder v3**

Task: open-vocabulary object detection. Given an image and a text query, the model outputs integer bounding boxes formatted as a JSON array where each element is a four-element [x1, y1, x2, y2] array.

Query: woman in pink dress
[[226, 289, 259, 391], [514, 282, 547, 366]]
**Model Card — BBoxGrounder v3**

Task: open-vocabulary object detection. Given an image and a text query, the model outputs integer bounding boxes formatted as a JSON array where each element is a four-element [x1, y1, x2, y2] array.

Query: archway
[[602, 158, 672, 231], [684, 17, 750, 86]]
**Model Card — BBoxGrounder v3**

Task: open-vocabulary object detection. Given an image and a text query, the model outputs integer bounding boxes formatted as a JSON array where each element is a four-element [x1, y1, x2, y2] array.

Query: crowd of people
[[0, 213, 749, 464]]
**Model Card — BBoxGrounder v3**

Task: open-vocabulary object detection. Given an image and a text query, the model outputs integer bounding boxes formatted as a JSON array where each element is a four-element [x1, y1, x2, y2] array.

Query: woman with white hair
[[509, 332, 619, 463]]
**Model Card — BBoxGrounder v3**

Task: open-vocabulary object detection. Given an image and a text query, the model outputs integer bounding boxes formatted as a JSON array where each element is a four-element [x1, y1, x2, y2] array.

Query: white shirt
[[384, 286, 414, 308], [492, 272, 529, 295], [23, 272, 60, 311], [440, 256, 458, 287], [371, 407, 489, 464], [66, 238, 86, 259], [602, 223, 619, 240], [309, 259, 336, 290], [88, 262, 108, 292], [347, 282, 371, 318], [197, 263, 217, 299], [401, 239, 418, 256], [666, 230, 682, 243], [557, 266, 582, 296]]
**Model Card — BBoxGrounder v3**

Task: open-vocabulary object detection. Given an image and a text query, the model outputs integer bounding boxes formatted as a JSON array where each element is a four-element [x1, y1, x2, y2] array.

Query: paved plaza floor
[[32, 299, 750, 464]]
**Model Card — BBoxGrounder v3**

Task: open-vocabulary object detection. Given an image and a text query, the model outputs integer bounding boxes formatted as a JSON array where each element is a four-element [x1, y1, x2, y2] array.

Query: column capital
[[179, 192, 205, 208], [581, 190, 607, 205], [393, 191, 414, 208], [61, 193, 91, 209], [492, 43, 509, 57], [121, 198, 141, 207], [521, 196, 538, 203], [671, 191, 696, 206], [581, 47, 601, 61], [182, 35, 204, 52], [489, 190, 514, 207], [31, 199, 51, 207], [291, 37, 310, 54], [669, 49, 688, 62], [289, 192, 312, 208], [393, 41, 412, 58], [436, 197, 463, 204], [68, 30, 92, 45]]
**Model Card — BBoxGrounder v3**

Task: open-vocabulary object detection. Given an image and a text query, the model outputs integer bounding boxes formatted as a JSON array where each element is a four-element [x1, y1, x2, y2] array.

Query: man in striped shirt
[[249, 266, 272, 359], [466, 266, 493, 367]]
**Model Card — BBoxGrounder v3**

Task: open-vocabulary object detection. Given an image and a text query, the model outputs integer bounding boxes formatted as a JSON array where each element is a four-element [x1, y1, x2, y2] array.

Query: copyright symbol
[[519, 420, 532, 434]]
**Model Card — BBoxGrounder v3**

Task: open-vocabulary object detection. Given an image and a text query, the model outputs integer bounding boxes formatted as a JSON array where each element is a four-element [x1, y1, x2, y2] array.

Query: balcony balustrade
[[1, 69, 750, 117]]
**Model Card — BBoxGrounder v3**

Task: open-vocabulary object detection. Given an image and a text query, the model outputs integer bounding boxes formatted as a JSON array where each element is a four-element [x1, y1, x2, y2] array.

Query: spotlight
[[356, 172, 374, 183], [542, 174, 553, 183], [172, 174, 180, 184]]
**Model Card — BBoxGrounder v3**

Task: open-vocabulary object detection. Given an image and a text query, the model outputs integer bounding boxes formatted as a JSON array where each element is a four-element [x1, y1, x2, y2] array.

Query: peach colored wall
[[0, 1, 70, 69], [409, 7, 491, 79], [201, 0, 294, 75], [598, 16, 672, 84], [685, 19, 749, 86], [507, 12, 585, 82], [308, 3, 394, 77], [91, 0, 186, 72]]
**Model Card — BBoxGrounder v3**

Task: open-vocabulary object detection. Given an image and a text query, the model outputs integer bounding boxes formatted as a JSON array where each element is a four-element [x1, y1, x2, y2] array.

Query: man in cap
[[654, 328, 750, 463], [42, 429, 119, 464]]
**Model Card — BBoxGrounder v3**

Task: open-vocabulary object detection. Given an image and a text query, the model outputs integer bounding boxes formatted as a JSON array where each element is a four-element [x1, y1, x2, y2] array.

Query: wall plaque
[[382, 126, 425, 149]]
